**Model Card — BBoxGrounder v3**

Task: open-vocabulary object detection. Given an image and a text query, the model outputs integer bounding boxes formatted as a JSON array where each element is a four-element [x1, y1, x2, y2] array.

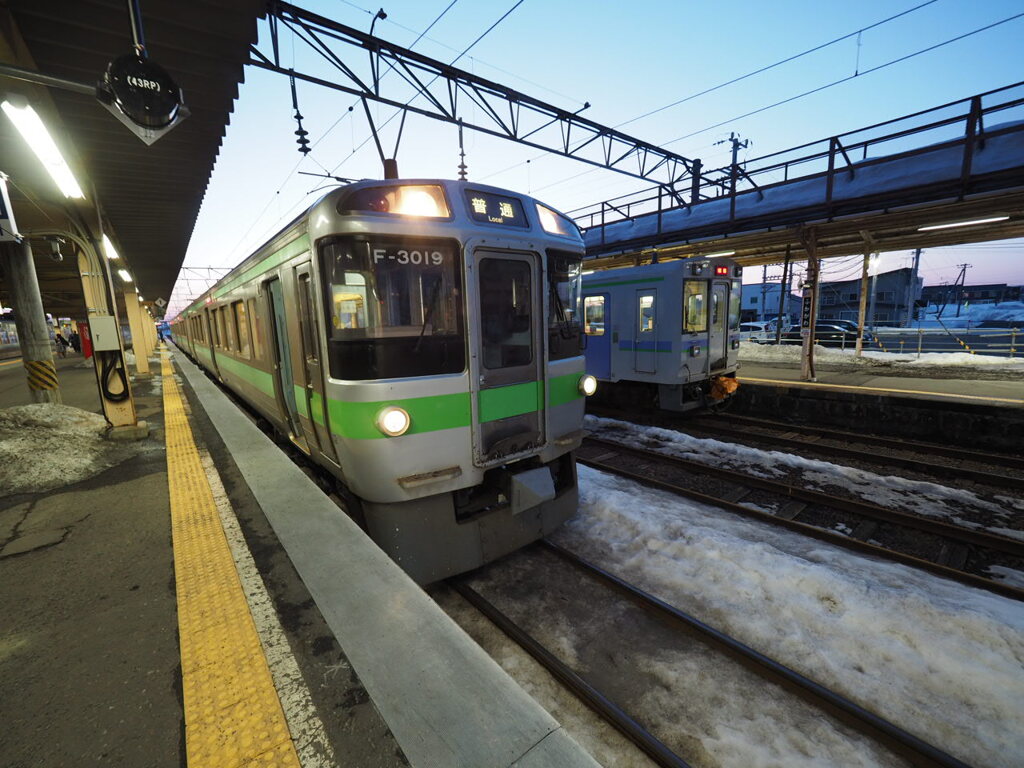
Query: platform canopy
[[0, 0, 263, 316]]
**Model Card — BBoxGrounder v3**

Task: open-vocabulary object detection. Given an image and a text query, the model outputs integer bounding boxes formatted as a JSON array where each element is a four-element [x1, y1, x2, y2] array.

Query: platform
[[0, 346, 598, 768]]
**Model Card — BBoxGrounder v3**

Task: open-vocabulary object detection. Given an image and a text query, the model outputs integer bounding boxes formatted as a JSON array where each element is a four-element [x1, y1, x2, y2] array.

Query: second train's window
[[584, 296, 605, 335], [638, 295, 655, 332], [480, 258, 532, 369], [683, 282, 707, 333]]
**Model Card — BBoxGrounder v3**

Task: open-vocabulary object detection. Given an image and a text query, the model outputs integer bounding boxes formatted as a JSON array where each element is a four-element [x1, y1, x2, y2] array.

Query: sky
[[168, 0, 1024, 315]]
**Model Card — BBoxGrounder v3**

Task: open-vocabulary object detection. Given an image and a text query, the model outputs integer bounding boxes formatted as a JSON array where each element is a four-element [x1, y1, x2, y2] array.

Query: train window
[[584, 296, 605, 335], [319, 236, 465, 380], [638, 295, 655, 332], [220, 307, 234, 350], [234, 301, 250, 358], [547, 250, 582, 359], [711, 293, 721, 326], [683, 282, 707, 333], [248, 299, 263, 360], [480, 258, 532, 369]]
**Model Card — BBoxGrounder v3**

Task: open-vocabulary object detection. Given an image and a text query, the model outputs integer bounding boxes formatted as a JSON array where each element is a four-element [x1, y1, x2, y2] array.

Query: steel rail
[[694, 413, 1024, 472], [449, 581, 692, 768], [579, 439, 1024, 601], [584, 435, 1024, 558], [540, 540, 974, 768], [680, 420, 1024, 491]]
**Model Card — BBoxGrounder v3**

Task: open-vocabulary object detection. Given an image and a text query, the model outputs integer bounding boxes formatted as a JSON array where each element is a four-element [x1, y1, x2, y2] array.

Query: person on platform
[[54, 332, 70, 358], [69, 330, 81, 353]]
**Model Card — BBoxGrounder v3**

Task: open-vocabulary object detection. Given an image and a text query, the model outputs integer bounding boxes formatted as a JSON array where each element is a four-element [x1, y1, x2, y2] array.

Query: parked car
[[739, 321, 775, 343], [781, 323, 859, 347]]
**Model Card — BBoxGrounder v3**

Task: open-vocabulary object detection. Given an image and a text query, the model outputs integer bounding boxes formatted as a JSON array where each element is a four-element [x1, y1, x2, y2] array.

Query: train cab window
[[547, 250, 582, 360], [584, 296, 605, 335], [711, 292, 721, 327], [319, 236, 465, 380], [638, 295, 655, 332], [683, 282, 707, 333], [234, 301, 250, 358], [480, 258, 532, 369], [248, 298, 263, 360]]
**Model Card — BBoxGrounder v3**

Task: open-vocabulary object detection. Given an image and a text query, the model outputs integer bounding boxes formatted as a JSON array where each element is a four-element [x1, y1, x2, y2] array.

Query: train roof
[[582, 256, 742, 286]]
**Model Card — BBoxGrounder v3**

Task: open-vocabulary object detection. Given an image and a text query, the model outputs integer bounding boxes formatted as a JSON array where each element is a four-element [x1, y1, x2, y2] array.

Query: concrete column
[[0, 240, 61, 403], [123, 288, 151, 376]]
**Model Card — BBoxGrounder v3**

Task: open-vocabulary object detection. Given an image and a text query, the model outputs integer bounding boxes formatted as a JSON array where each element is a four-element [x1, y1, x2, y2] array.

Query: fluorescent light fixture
[[117, 269, 132, 283], [918, 216, 1009, 231], [102, 234, 120, 260], [705, 250, 736, 258], [1, 99, 85, 199]]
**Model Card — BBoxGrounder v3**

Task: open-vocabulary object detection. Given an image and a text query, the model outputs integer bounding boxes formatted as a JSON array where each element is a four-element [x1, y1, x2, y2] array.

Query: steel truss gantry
[[251, 1, 707, 199]]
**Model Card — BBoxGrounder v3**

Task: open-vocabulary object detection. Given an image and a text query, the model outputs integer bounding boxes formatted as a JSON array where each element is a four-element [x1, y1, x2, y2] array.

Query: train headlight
[[578, 374, 598, 397], [376, 406, 411, 437], [537, 203, 579, 237]]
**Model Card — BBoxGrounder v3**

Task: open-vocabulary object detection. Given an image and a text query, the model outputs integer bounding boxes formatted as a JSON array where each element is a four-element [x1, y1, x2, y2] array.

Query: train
[[0, 316, 19, 360], [581, 258, 743, 411], [171, 178, 596, 583]]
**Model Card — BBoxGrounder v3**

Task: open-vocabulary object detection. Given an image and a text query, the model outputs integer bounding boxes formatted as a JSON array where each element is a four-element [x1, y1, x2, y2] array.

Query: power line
[[614, 0, 940, 130], [668, 11, 1024, 144]]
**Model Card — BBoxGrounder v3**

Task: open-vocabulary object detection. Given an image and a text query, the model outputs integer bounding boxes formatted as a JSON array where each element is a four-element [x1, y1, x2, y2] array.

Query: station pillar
[[799, 228, 820, 382], [0, 239, 61, 403], [123, 290, 152, 376]]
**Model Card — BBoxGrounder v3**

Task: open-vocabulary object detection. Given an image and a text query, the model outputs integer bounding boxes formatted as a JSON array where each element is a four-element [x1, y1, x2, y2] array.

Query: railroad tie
[[775, 501, 806, 520]]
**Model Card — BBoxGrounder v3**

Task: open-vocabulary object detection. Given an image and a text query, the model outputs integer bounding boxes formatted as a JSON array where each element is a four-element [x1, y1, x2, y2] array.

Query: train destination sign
[[464, 190, 528, 228]]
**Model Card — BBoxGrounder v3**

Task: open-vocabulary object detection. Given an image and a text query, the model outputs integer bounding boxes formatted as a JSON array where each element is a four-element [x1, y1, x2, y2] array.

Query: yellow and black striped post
[[24, 359, 59, 392]]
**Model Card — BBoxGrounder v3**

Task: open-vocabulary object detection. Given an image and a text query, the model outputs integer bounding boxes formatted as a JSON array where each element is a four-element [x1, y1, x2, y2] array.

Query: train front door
[[634, 289, 657, 374], [266, 277, 307, 452], [474, 250, 544, 464], [583, 293, 610, 379], [709, 280, 729, 370], [296, 265, 339, 465]]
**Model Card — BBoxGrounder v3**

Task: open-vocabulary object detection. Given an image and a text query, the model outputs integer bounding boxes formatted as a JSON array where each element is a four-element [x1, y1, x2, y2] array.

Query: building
[[919, 283, 1022, 308], [745, 267, 923, 327]]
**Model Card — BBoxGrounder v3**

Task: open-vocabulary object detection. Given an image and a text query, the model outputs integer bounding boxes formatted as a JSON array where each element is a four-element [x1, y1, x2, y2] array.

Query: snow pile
[[739, 340, 1024, 370], [552, 466, 1024, 768], [0, 404, 140, 496], [585, 416, 1024, 538], [923, 301, 1024, 328]]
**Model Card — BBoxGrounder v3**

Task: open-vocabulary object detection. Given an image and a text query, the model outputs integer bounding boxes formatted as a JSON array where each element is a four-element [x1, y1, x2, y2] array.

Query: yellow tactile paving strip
[[161, 351, 301, 768]]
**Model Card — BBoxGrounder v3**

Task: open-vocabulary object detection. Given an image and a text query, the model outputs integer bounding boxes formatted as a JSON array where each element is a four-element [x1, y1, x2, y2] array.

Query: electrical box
[[90, 316, 121, 351]]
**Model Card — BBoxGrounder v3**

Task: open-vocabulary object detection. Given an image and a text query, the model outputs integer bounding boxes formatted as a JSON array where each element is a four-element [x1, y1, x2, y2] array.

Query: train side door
[[709, 281, 729, 370], [266, 277, 307, 453], [296, 265, 339, 465], [204, 308, 219, 374], [634, 289, 657, 374], [475, 250, 544, 464], [583, 293, 611, 379]]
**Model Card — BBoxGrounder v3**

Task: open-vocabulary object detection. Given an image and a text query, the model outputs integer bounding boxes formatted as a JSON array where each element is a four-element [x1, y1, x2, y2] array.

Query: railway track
[[578, 435, 1024, 601], [696, 413, 1024, 475], [667, 409, 1024, 492], [452, 541, 974, 768]]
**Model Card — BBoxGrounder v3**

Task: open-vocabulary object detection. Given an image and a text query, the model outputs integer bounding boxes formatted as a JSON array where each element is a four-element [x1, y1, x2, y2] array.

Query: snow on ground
[[586, 415, 1024, 540], [0, 404, 142, 495], [550, 465, 1024, 768], [739, 340, 1024, 370]]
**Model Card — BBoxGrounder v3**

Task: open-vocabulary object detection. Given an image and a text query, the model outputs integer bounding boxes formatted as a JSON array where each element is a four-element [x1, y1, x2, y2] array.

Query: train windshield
[[319, 236, 466, 380], [547, 250, 583, 360]]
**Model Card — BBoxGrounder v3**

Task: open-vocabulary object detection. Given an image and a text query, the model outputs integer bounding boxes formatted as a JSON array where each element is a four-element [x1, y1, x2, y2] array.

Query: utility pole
[[953, 263, 971, 317], [715, 132, 750, 219], [905, 248, 922, 325], [760, 265, 768, 322]]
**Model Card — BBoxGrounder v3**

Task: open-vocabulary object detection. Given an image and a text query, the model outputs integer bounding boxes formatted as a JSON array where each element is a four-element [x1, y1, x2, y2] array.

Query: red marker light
[[714, 265, 729, 275]]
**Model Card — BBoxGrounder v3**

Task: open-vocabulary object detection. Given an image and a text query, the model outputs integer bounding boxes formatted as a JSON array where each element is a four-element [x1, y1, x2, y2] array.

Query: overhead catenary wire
[[668, 11, 1024, 144]]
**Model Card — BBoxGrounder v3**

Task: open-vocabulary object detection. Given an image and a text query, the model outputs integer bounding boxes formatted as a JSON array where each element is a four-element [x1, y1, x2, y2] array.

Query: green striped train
[[171, 179, 596, 583]]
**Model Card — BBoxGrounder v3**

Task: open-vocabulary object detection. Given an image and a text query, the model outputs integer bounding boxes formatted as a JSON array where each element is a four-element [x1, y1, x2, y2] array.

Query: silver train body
[[171, 179, 591, 583], [581, 258, 743, 411]]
